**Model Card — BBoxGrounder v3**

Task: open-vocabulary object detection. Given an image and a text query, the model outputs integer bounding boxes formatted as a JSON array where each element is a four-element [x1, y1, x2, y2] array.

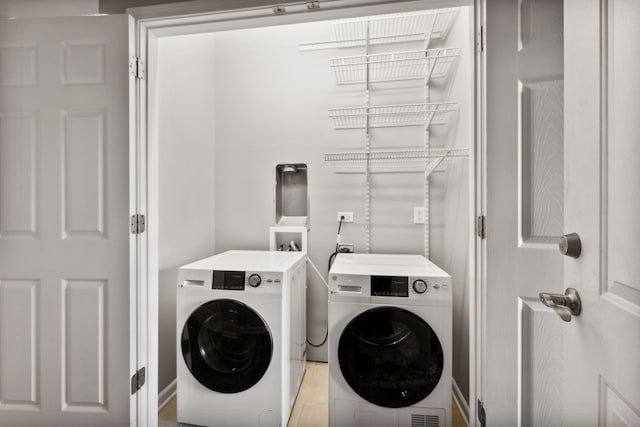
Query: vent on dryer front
[[411, 414, 440, 427]]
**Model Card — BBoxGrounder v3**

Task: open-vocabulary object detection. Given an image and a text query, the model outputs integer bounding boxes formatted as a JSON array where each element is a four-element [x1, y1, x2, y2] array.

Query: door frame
[[127, 1, 484, 425], [473, 2, 486, 427]]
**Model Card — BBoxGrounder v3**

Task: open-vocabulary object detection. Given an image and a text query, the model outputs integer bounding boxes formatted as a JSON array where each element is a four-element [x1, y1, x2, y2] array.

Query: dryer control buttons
[[248, 274, 262, 287], [412, 279, 428, 294]]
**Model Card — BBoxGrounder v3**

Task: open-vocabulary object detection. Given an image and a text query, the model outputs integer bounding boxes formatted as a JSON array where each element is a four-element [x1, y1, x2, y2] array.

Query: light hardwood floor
[[160, 362, 467, 427]]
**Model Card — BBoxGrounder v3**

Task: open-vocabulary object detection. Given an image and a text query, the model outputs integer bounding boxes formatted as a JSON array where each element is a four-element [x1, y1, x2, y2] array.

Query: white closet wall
[[157, 33, 217, 395], [426, 7, 472, 402]]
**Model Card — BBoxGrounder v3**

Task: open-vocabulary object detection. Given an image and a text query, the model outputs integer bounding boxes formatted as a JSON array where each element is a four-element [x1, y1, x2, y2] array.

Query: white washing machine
[[176, 250, 307, 427], [328, 253, 452, 427]]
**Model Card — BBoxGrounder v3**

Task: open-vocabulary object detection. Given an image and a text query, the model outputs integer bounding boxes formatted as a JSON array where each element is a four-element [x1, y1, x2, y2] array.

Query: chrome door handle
[[539, 288, 582, 322]]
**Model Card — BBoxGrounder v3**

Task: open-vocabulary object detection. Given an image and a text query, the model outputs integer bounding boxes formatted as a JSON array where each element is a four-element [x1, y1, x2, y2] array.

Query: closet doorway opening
[[128, 1, 481, 426]]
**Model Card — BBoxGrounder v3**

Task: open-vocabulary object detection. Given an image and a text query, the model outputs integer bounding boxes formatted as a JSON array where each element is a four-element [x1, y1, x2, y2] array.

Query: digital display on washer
[[212, 271, 246, 290], [371, 276, 408, 297]]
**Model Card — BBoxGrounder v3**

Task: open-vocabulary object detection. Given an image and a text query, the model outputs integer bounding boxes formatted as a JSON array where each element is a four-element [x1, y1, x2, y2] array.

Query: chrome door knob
[[559, 233, 581, 258], [539, 288, 582, 322]]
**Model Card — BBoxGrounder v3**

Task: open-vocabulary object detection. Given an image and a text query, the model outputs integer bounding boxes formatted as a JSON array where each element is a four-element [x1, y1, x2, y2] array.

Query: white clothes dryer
[[176, 250, 307, 427], [328, 253, 452, 427]]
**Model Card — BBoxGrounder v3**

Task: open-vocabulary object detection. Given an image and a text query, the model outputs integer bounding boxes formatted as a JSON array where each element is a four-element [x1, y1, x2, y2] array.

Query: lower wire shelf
[[324, 148, 468, 174], [328, 102, 458, 129]]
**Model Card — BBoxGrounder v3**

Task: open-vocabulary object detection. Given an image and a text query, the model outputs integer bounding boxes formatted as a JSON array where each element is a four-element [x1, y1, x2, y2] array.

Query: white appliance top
[[180, 250, 306, 272], [329, 253, 450, 278]]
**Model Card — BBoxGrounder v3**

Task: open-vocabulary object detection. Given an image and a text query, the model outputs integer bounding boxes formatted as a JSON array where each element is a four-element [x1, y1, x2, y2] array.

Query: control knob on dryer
[[248, 274, 262, 287], [412, 279, 428, 294]]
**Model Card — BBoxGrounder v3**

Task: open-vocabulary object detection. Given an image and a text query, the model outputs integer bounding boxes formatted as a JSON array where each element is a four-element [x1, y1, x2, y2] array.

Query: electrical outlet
[[338, 243, 354, 253], [337, 212, 354, 222], [414, 207, 425, 224]]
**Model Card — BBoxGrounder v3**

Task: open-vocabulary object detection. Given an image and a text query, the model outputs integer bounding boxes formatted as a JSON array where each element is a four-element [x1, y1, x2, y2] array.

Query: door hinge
[[477, 399, 486, 427], [477, 215, 486, 239], [129, 56, 145, 79], [476, 25, 485, 53], [131, 214, 146, 234], [131, 367, 146, 394]]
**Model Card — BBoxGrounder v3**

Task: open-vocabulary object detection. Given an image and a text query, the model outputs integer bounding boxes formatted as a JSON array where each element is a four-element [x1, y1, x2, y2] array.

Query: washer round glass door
[[181, 299, 272, 393], [338, 306, 444, 408]]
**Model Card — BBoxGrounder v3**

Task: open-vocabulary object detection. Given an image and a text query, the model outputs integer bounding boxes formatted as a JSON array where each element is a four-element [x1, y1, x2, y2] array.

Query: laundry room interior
[[155, 3, 474, 426]]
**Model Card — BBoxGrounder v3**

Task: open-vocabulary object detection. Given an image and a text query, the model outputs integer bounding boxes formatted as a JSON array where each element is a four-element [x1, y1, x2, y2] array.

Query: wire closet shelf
[[299, 9, 458, 50], [330, 48, 460, 84], [324, 148, 469, 174], [328, 102, 458, 129]]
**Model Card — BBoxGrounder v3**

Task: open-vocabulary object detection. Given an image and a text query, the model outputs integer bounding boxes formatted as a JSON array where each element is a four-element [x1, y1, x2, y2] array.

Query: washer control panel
[[205, 270, 282, 291]]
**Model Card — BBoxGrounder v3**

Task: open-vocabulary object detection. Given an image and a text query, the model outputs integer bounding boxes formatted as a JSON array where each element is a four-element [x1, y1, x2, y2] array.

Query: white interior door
[[484, 0, 565, 424], [560, 0, 640, 424], [0, 16, 130, 427]]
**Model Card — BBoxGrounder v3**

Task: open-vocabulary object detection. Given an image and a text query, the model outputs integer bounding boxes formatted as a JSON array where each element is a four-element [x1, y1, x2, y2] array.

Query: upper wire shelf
[[330, 48, 460, 84], [328, 102, 458, 129], [324, 148, 469, 174], [300, 8, 458, 51]]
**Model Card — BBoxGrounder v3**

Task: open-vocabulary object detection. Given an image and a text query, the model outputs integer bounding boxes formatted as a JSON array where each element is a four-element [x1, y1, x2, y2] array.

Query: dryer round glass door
[[338, 306, 444, 408], [181, 299, 273, 393]]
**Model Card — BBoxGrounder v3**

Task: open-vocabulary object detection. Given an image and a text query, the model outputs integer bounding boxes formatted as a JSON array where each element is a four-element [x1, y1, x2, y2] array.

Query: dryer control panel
[[368, 275, 450, 296], [330, 273, 450, 302]]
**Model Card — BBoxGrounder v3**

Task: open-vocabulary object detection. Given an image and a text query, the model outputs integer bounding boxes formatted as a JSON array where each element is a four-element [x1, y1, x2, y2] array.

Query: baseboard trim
[[452, 378, 470, 426], [158, 379, 177, 411]]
